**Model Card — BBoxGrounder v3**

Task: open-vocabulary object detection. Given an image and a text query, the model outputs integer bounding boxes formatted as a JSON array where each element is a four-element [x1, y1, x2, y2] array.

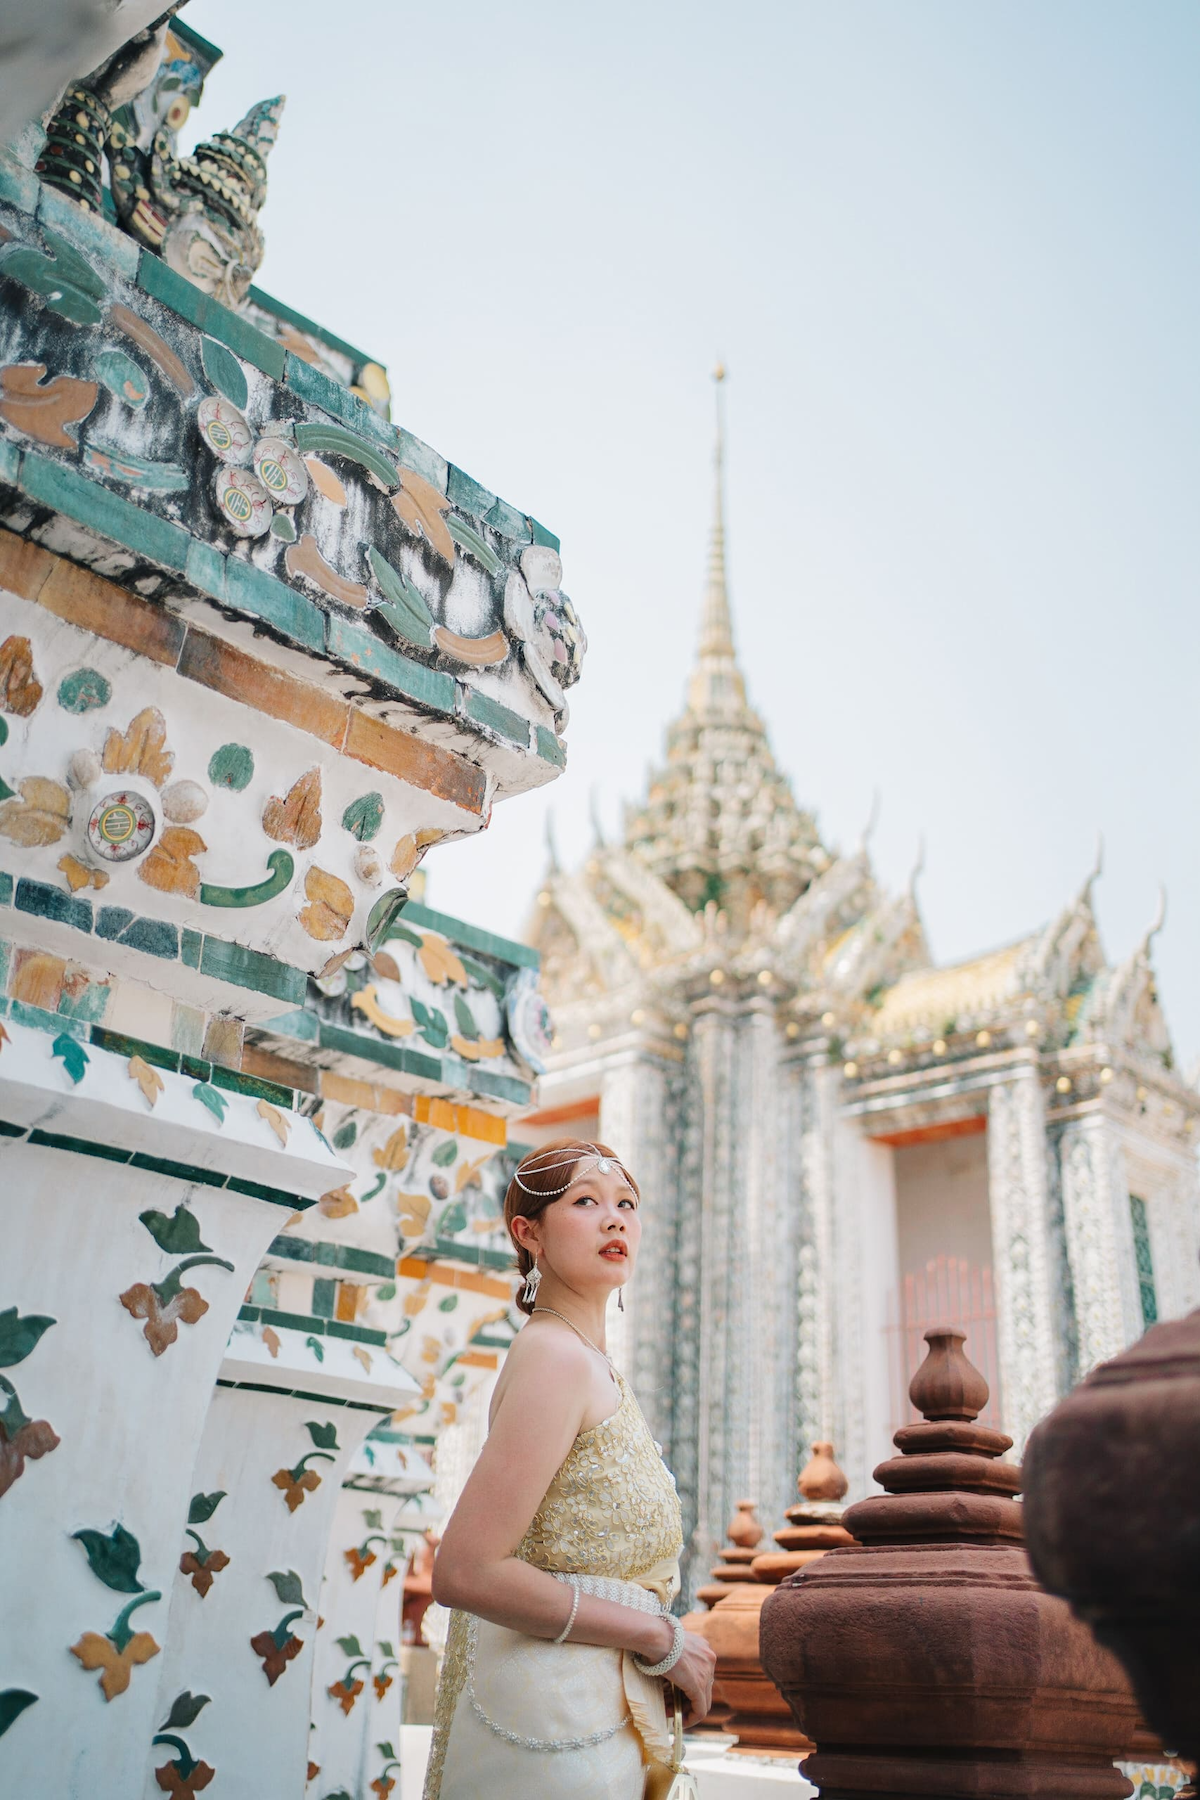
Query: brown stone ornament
[[760, 1327, 1139, 1800], [1023, 1307, 1200, 1771]]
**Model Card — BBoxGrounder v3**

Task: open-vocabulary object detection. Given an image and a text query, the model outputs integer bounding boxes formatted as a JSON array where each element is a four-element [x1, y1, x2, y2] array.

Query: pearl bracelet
[[552, 1582, 580, 1645], [633, 1614, 685, 1678]]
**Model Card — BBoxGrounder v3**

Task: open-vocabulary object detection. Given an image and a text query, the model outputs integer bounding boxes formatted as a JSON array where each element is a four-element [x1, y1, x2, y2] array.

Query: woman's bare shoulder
[[490, 1320, 593, 1414]]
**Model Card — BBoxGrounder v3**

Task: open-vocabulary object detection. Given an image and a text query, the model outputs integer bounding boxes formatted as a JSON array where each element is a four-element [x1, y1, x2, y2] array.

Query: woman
[[424, 1138, 716, 1798]]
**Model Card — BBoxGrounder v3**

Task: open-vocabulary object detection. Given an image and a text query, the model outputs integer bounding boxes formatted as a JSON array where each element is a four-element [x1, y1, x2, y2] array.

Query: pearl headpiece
[[512, 1143, 629, 1196]]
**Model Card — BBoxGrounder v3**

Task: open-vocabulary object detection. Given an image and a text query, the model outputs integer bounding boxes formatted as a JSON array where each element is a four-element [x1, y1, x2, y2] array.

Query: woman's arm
[[430, 1331, 673, 1663]]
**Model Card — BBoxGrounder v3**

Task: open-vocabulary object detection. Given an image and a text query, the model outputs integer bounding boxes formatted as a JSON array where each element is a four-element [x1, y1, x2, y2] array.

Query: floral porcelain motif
[[212, 465, 272, 537], [87, 789, 156, 862], [196, 396, 252, 464]]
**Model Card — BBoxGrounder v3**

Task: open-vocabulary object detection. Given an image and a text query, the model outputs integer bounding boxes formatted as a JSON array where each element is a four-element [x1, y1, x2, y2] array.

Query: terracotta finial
[[798, 1441, 849, 1503], [727, 1499, 764, 1550], [908, 1325, 990, 1422]]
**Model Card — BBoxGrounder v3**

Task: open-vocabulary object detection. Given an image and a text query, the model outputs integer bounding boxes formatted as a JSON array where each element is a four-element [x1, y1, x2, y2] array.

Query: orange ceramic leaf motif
[[155, 1759, 215, 1795], [0, 634, 43, 714], [299, 865, 354, 941], [179, 1547, 230, 1597], [303, 454, 346, 504], [396, 1192, 430, 1236], [250, 1626, 304, 1684], [262, 767, 322, 850], [262, 1326, 282, 1358], [257, 1098, 289, 1147], [120, 1282, 208, 1355], [272, 1466, 322, 1512], [328, 1676, 364, 1715], [57, 853, 108, 892], [455, 1154, 492, 1194], [370, 1778, 395, 1798], [373, 1671, 394, 1699], [352, 1346, 373, 1373], [286, 534, 369, 608], [389, 826, 443, 881], [0, 364, 97, 450], [350, 985, 415, 1038], [102, 707, 173, 785], [417, 932, 467, 988], [318, 1186, 358, 1219], [371, 949, 401, 982], [0, 1415, 60, 1497], [392, 468, 454, 564], [431, 625, 509, 668], [318, 946, 356, 981], [0, 1023, 9, 1051], [402, 1284, 430, 1316], [139, 826, 205, 898], [307, 1764, 321, 1784], [128, 1055, 165, 1107], [450, 1033, 505, 1062], [372, 1124, 409, 1170], [0, 775, 70, 846], [70, 1628, 159, 1699], [343, 1545, 377, 1581], [380, 1564, 399, 1591]]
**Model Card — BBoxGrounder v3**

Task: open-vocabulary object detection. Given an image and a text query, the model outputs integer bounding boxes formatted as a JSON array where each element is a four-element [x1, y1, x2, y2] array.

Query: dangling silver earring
[[522, 1262, 542, 1307], [617, 1287, 625, 1312]]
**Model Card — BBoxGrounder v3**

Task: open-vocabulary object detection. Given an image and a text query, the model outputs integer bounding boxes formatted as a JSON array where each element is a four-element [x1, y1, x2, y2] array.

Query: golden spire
[[689, 363, 746, 713]]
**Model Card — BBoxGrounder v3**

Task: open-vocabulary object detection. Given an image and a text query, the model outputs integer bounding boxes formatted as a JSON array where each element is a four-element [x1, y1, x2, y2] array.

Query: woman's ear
[[510, 1215, 539, 1256]]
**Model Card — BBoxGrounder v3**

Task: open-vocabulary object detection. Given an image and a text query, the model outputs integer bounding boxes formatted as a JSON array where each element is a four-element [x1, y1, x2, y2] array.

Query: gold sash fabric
[[424, 1372, 684, 1799]]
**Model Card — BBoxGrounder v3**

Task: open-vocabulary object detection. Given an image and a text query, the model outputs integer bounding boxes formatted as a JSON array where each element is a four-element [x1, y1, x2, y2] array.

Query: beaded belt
[[550, 1571, 669, 1616], [465, 1574, 668, 1753]]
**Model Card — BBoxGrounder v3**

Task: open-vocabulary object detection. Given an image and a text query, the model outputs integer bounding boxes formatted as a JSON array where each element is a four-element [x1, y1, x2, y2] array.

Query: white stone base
[[396, 1724, 813, 1798]]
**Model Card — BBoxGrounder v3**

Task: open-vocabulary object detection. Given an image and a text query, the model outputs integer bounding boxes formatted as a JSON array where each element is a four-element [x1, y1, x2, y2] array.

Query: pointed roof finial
[[1140, 884, 1167, 958], [687, 366, 746, 715], [589, 787, 606, 849], [699, 360, 734, 660], [860, 789, 882, 852], [908, 836, 926, 897]]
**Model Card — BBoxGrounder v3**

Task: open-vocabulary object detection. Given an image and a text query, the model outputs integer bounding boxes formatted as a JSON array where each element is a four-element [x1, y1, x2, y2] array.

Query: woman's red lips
[[600, 1244, 627, 1258]]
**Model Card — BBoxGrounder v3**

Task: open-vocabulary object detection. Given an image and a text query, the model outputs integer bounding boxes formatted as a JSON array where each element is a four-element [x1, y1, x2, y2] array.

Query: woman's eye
[[573, 1194, 596, 1206], [619, 1198, 636, 1208]]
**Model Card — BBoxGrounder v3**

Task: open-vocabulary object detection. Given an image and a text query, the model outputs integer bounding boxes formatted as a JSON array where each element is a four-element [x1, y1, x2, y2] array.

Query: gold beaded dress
[[423, 1367, 684, 1799]]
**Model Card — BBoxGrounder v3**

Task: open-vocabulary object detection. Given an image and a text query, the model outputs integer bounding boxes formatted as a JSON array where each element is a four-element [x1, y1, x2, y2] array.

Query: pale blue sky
[[188, 1, 1200, 1064]]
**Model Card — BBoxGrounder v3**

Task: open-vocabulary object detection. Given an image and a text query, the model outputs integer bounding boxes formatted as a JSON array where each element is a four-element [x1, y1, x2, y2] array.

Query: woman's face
[[517, 1159, 641, 1301]]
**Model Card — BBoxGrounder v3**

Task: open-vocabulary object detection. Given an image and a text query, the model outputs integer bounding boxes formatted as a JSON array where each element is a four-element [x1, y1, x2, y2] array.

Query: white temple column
[[986, 1069, 1061, 1449], [598, 1050, 674, 1419], [686, 1001, 739, 1595], [794, 1059, 838, 1484], [1058, 1115, 1141, 1374], [735, 1001, 794, 1526]]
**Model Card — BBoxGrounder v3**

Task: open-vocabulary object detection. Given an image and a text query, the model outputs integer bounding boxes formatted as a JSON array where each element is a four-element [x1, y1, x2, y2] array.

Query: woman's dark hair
[[504, 1138, 639, 1315]]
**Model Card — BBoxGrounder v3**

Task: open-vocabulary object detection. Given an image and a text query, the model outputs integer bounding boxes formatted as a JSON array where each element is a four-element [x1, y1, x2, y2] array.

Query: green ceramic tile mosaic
[[464, 688, 530, 748], [325, 616, 455, 713], [209, 1065, 294, 1108], [185, 537, 227, 601], [15, 878, 92, 933], [21, 452, 192, 570], [198, 934, 307, 1005], [447, 466, 496, 519], [400, 901, 539, 971], [224, 556, 325, 653], [89, 1026, 180, 1073], [535, 725, 567, 768]]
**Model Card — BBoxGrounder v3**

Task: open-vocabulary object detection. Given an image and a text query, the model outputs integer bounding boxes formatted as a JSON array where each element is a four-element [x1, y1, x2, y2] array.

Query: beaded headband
[[511, 1143, 631, 1196]]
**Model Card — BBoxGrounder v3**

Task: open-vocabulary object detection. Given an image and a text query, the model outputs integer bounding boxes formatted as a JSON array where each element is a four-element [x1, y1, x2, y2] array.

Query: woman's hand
[[669, 1629, 717, 1728]]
